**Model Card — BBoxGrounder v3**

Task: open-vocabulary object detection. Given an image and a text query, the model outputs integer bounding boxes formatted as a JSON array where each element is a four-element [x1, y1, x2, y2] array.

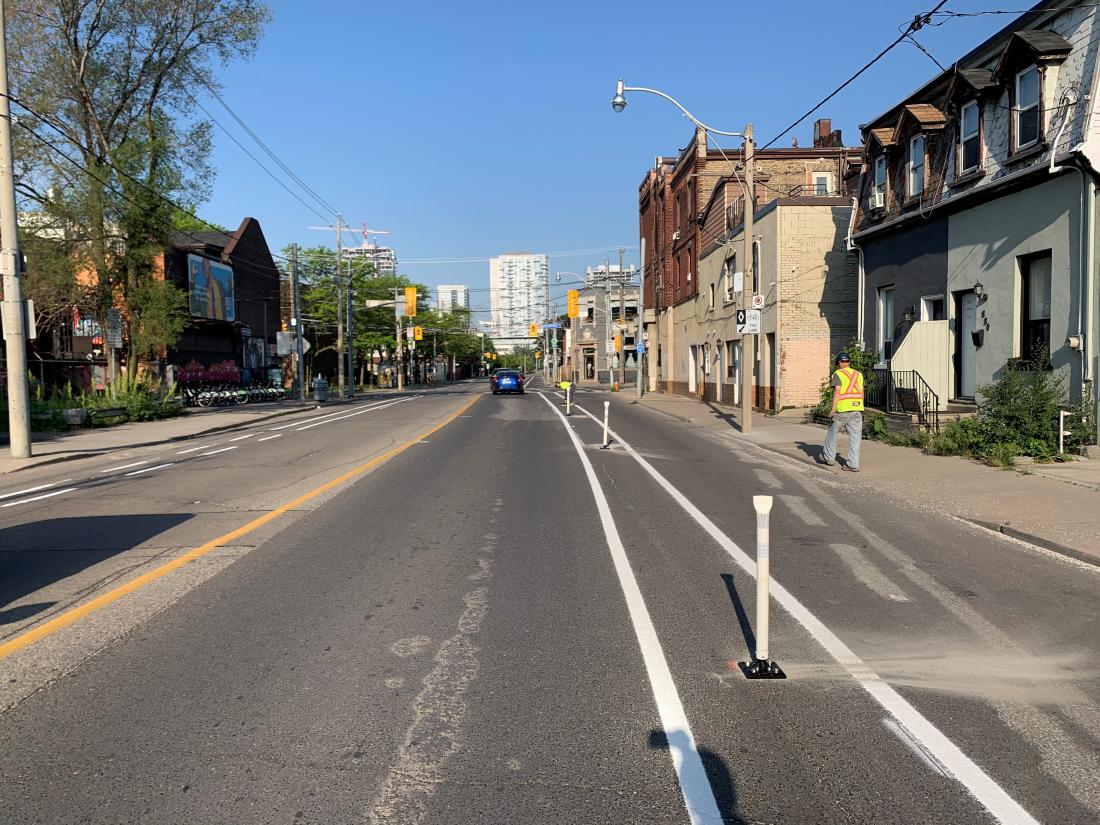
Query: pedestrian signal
[[567, 290, 579, 318], [413, 325, 423, 341], [404, 287, 418, 317]]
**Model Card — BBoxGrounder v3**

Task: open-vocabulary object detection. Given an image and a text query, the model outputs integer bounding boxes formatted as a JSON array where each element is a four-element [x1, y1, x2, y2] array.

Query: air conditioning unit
[[873, 191, 885, 209], [672, 230, 681, 241]]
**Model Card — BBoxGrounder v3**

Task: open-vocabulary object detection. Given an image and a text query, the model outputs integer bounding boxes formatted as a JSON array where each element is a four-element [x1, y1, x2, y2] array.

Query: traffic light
[[614, 334, 622, 352], [567, 290, 579, 318], [413, 325, 423, 341], [404, 287, 418, 317], [528, 323, 538, 338], [535, 350, 542, 359]]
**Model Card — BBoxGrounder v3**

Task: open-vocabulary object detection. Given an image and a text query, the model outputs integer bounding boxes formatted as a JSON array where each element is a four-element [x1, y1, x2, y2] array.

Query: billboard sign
[[187, 254, 235, 322]]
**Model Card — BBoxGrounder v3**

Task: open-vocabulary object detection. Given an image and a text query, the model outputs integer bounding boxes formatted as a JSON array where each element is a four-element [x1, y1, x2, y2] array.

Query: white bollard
[[739, 494, 785, 679], [601, 401, 610, 448], [566, 385, 573, 415]]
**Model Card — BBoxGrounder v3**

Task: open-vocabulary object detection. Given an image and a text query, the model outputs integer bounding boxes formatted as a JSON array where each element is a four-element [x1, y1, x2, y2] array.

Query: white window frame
[[811, 171, 834, 195], [1015, 65, 1041, 151], [723, 255, 737, 302], [877, 286, 895, 364], [920, 294, 945, 322], [874, 155, 887, 207], [908, 134, 925, 197], [708, 282, 715, 309], [960, 101, 981, 174]]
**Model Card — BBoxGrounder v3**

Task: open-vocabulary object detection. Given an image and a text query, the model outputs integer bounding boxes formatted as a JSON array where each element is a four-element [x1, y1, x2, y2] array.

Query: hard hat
[[836, 351, 851, 364]]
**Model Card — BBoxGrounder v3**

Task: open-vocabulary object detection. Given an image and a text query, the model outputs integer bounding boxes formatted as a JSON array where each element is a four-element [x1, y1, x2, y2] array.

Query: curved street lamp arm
[[621, 84, 744, 138]]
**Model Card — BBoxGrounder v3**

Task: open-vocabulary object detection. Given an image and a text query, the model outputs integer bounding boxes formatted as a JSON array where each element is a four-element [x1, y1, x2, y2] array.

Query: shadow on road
[[0, 514, 192, 624], [721, 573, 756, 660], [648, 729, 745, 824], [705, 402, 743, 433]]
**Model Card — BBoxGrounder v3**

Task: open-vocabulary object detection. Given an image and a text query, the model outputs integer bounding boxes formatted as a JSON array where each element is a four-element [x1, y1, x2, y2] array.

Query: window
[[877, 286, 895, 362], [723, 255, 736, 301], [726, 340, 739, 380], [921, 294, 945, 321], [1015, 66, 1040, 149], [585, 300, 594, 323], [752, 240, 760, 293], [708, 283, 715, 309], [1021, 253, 1052, 362], [960, 101, 981, 173], [874, 155, 887, 207], [703, 343, 711, 376], [909, 134, 925, 197], [812, 172, 834, 195]]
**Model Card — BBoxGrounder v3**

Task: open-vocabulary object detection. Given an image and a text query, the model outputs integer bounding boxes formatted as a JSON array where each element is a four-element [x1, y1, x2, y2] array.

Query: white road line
[[883, 718, 951, 778], [294, 396, 416, 431], [99, 460, 148, 474], [228, 433, 256, 442], [199, 446, 238, 457], [753, 468, 783, 489], [831, 543, 910, 602], [777, 494, 826, 527], [538, 393, 722, 825], [123, 462, 175, 477], [177, 443, 216, 454], [256, 433, 283, 442], [0, 479, 73, 501], [267, 399, 393, 431], [568, 400, 1038, 825], [0, 487, 78, 508]]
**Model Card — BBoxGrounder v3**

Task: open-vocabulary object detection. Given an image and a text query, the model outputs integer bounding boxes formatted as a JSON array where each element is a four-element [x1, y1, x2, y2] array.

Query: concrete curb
[[964, 518, 1100, 568]]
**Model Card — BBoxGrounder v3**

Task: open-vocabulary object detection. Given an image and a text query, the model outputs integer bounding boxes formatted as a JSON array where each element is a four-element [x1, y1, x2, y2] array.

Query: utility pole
[[395, 287, 405, 391], [290, 244, 306, 402], [345, 259, 354, 397], [741, 124, 755, 434], [0, 5, 30, 459], [334, 216, 346, 398], [618, 247, 626, 387]]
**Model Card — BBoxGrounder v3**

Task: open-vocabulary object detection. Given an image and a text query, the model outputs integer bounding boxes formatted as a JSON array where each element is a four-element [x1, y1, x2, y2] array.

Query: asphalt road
[[1, 377, 1098, 824]]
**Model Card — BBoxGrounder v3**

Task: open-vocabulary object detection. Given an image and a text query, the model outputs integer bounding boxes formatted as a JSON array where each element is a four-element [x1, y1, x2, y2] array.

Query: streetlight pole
[[610, 78, 752, 429], [0, 4, 30, 459]]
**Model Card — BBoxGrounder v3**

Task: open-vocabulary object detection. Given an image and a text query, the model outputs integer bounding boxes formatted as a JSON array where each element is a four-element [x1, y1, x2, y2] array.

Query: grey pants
[[823, 411, 862, 469]]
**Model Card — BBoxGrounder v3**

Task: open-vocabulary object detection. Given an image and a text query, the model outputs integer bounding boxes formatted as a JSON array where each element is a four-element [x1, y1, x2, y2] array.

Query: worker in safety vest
[[821, 352, 864, 472]]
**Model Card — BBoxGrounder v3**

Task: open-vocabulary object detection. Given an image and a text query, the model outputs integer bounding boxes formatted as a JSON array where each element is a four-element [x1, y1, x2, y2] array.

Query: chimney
[[813, 118, 832, 147]]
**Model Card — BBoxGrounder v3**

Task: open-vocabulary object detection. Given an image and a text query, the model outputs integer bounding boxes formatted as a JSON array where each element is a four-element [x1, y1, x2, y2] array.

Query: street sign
[[636, 337, 646, 355], [543, 322, 562, 329], [106, 308, 123, 349], [736, 309, 761, 334], [751, 294, 765, 309]]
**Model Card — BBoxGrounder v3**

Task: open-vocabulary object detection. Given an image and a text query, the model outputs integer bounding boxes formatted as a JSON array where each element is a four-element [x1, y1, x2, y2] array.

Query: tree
[[8, 0, 269, 377]]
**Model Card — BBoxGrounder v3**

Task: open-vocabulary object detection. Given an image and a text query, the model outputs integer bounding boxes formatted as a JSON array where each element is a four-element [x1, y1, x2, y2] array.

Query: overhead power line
[[760, 0, 952, 150]]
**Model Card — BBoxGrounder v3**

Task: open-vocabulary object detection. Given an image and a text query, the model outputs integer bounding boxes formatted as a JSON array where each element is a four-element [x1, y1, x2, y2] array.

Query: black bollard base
[[738, 658, 786, 680]]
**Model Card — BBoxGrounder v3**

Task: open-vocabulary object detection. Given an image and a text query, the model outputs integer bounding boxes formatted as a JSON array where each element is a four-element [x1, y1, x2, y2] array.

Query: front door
[[958, 291, 977, 399]]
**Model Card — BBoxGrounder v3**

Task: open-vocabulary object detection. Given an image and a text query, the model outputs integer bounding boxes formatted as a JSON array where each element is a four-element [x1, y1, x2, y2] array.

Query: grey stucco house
[[850, 0, 1100, 438]]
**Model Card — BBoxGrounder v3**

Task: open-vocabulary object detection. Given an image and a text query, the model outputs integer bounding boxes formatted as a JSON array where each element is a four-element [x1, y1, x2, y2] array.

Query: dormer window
[[1015, 65, 1041, 149], [960, 101, 981, 173], [873, 155, 887, 208], [908, 134, 925, 197]]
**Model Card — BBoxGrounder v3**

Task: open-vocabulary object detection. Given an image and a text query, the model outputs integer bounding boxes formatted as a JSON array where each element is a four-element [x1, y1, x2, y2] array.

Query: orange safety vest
[[833, 368, 865, 413]]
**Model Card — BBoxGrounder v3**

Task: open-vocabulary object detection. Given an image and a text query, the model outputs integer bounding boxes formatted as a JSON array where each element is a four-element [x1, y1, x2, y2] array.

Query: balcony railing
[[787, 184, 843, 198]]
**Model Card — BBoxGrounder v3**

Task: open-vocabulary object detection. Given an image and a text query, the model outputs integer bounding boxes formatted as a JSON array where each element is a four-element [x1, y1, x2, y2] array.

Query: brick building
[[639, 120, 862, 406]]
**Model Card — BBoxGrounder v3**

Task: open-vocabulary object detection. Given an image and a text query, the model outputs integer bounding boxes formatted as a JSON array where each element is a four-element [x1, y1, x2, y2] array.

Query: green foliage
[[924, 350, 1089, 463], [126, 278, 189, 360], [863, 413, 888, 440]]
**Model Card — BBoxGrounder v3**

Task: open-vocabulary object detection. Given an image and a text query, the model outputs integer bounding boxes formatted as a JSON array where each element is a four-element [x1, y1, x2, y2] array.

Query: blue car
[[490, 370, 524, 395]]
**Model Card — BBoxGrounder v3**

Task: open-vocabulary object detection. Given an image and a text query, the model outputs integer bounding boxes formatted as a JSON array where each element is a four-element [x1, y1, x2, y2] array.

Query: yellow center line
[[0, 393, 481, 661]]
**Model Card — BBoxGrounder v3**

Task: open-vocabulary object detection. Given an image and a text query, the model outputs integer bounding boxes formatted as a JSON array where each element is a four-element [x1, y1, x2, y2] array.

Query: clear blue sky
[[201, 1, 1020, 312]]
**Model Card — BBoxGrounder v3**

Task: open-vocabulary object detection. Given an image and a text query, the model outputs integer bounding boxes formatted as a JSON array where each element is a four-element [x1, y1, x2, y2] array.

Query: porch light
[[903, 305, 915, 324], [974, 279, 985, 298]]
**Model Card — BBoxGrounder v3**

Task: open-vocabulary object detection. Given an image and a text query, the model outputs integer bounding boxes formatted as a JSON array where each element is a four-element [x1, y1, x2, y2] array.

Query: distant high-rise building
[[489, 253, 549, 352], [344, 241, 398, 276], [435, 284, 470, 312]]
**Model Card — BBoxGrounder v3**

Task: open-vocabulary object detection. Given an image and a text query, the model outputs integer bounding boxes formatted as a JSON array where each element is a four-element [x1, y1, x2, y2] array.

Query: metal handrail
[[867, 367, 941, 432]]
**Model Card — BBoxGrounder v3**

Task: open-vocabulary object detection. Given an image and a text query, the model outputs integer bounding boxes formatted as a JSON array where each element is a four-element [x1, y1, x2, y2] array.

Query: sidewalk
[[626, 391, 1100, 566]]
